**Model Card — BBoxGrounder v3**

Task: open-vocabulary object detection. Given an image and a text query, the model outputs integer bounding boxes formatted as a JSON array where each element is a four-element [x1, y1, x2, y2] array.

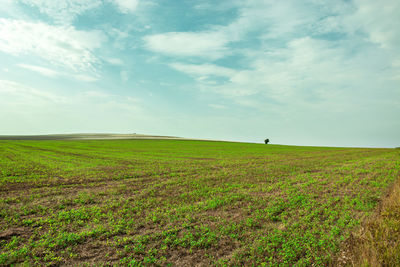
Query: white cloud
[[161, 0, 399, 109], [105, 57, 124, 66], [0, 0, 25, 18], [171, 33, 398, 117], [112, 0, 139, 13], [18, 64, 98, 82], [143, 31, 229, 59], [141, 1, 338, 59], [346, 0, 400, 50], [0, 79, 141, 110], [19, 0, 102, 25], [0, 79, 146, 135], [7, 0, 139, 23], [73, 74, 99, 82], [18, 64, 60, 77], [169, 63, 236, 78], [0, 79, 65, 104], [0, 19, 105, 72], [142, 2, 293, 59], [226, 1, 307, 40]]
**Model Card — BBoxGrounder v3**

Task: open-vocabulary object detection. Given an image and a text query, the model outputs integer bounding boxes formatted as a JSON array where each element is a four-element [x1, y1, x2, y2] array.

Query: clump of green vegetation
[[0, 140, 399, 265]]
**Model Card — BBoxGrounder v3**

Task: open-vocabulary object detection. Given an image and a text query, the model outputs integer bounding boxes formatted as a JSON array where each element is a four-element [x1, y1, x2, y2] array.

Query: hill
[[0, 133, 185, 140]]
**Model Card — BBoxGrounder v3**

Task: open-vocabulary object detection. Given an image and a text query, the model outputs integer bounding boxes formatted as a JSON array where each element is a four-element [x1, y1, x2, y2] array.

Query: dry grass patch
[[339, 178, 400, 266]]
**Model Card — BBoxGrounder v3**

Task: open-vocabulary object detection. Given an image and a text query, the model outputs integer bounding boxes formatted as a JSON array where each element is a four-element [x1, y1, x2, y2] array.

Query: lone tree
[[264, 138, 269, 144]]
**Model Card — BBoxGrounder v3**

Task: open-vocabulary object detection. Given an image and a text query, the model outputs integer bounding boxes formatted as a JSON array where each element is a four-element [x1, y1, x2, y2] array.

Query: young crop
[[0, 140, 398, 265]]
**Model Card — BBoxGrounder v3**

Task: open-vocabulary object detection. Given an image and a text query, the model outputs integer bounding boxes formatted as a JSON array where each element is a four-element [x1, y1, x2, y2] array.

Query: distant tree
[[264, 138, 269, 144]]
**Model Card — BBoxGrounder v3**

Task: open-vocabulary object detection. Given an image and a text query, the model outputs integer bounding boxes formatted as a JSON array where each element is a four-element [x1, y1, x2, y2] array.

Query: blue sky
[[0, 0, 399, 147]]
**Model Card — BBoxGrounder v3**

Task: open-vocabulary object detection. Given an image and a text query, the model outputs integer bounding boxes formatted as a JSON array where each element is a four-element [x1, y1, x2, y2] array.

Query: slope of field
[[0, 133, 184, 140], [0, 140, 399, 266]]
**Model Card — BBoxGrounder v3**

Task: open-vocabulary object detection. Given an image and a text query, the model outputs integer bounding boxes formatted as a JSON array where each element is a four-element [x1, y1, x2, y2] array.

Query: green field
[[0, 140, 399, 266]]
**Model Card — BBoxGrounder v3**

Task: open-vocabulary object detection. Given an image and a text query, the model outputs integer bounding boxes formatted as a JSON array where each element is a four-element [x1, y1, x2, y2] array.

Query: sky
[[0, 0, 399, 147]]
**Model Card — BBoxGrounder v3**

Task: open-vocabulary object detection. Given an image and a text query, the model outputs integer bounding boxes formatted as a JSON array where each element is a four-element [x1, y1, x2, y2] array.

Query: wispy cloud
[[18, 64, 59, 77], [105, 57, 124, 66], [112, 0, 139, 13], [141, 1, 329, 60], [0, 79, 65, 104], [143, 31, 229, 59], [10, 0, 140, 25], [18, 64, 98, 82], [169, 63, 236, 78], [191, 35, 396, 107], [162, 0, 400, 107], [346, 0, 400, 50], [19, 0, 102, 25], [0, 18, 105, 72], [0, 78, 146, 134]]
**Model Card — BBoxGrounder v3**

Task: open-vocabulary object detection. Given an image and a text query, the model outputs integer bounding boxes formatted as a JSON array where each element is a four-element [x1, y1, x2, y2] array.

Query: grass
[[338, 174, 400, 266], [0, 139, 399, 266]]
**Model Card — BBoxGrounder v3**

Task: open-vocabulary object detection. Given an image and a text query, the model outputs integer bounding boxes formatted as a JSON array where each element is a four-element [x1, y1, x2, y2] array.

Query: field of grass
[[0, 140, 399, 266], [341, 171, 400, 266]]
